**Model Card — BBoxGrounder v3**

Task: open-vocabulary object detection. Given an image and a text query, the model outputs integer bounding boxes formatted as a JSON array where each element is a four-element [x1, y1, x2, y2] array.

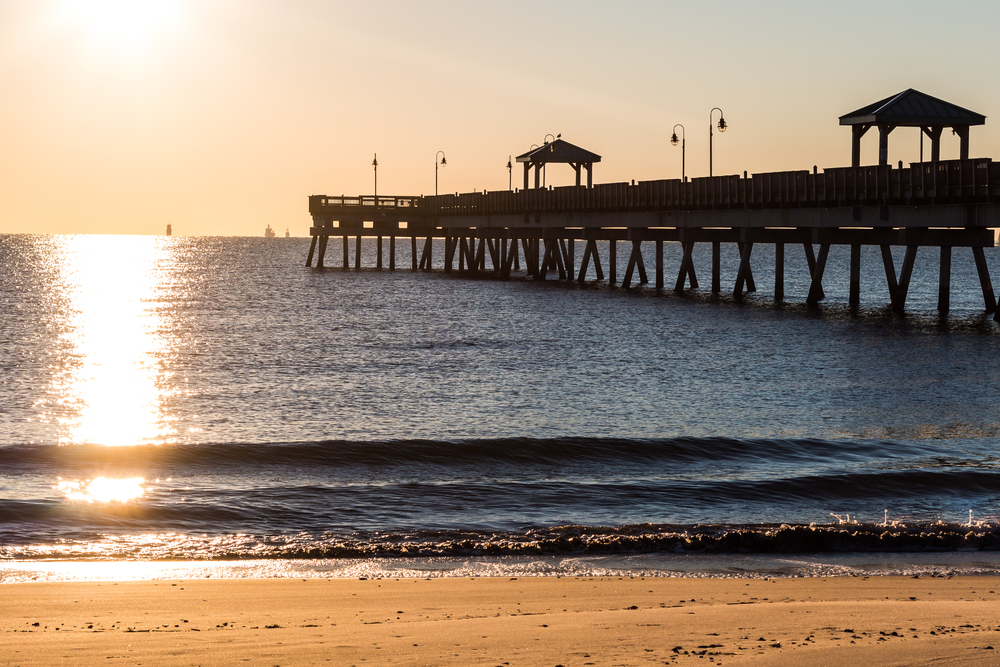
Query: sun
[[54, 0, 182, 54]]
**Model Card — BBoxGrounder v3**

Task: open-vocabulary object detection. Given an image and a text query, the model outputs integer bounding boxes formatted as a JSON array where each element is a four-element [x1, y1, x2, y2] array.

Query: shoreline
[[4, 575, 1000, 666]]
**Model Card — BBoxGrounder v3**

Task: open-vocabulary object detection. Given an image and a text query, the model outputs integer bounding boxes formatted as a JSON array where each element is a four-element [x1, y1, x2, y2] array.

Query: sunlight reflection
[[57, 476, 145, 503], [45, 235, 177, 446]]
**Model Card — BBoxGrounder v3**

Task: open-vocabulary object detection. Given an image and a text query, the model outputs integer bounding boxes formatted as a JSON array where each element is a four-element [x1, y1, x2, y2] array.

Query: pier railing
[[309, 195, 423, 211], [420, 158, 998, 216]]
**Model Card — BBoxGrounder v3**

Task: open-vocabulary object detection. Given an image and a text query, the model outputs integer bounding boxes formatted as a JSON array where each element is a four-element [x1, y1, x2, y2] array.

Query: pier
[[305, 90, 1000, 317]]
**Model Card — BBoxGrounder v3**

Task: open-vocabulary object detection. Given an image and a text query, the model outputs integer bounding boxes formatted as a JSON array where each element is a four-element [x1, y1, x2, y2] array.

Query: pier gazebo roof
[[516, 138, 601, 189], [839, 89, 986, 166]]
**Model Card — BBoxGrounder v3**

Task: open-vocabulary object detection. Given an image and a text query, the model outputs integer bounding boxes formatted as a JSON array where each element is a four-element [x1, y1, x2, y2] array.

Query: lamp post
[[372, 153, 378, 207], [506, 155, 512, 191], [435, 151, 447, 196], [670, 124, 686, 182], [709, 108, 726, 177]]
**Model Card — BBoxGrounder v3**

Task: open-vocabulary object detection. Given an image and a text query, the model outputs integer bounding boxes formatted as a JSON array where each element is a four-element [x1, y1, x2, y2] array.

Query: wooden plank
[[972, 246, 997, 313], [938, 246, 951, 312], [806, 244, 830, 306]]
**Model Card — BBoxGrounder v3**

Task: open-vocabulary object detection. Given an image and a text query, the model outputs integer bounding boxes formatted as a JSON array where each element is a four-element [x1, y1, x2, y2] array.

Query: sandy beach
[[3, 575, 1000, 666]]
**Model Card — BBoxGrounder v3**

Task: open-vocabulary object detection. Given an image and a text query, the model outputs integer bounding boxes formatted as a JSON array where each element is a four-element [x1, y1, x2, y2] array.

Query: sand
[[3, 575, 1000, 666]]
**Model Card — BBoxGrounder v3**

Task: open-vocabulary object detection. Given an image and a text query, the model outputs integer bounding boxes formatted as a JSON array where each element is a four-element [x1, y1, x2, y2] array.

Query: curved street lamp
[[709, 108, 727, 177], [670, 124, 686, 182], [372, 153, 378, 207], [506, 155, 512, 191], [435, 151, 447, 196]]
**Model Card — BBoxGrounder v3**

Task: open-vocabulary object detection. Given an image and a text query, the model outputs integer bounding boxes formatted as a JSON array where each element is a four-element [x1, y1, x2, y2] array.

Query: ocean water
[[3, 232, 1000, 581]]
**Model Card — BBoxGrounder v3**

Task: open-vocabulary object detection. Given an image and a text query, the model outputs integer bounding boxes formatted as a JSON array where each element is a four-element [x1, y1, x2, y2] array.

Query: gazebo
[[839, 89, 986, 167], [516, 138, 601, 189]]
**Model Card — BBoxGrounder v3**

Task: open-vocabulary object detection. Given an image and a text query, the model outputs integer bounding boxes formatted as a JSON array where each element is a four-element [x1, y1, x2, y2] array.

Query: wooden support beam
[[521, 239, 532, 276], [733, 242, 754, 301], [609, 240, 617, 286], [355, 236, 362, 270], [458, 237, 467, 271], [774, 242, 784, 301], [712, 241, 720, 293], [938, 246, 951, 313], [635, 242, 648, 284], [377, 236, 383, 270], [622, 244, 637, 288], [972, 246, 997, 313], [554, 240, 567, 280], [316, 235, 328, 269], [475, 238, 486, 272], [806, 244, 830, 306], [501, 239, 516, 280], [500, 237, 507, 274], [444, 236, 454, 272], [895, 246, 918, 313], [737, 243, 756, 292], [389, 236, 396, 270], [880, 245, 899, 308], [343, 236, 350, 269], [849, 244, 861, 309], [803, 244, 825, 300], [656, 239, 664, 289], [538, 239, 552, 281], [487, 238, 500, 270], [578, 240, 593, 283], [306, 236, 318, 267], [512, 241, 520, 271], [411, 237, 418, 271]]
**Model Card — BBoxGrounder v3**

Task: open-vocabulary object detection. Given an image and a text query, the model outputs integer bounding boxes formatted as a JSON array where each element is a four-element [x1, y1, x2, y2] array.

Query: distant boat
[[166, 224, 172, 236], [285, 228, 290, 238], [264, 224, 276, 238]]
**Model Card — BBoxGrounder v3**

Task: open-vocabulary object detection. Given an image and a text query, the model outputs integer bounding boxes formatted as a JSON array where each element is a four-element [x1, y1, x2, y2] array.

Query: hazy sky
[[2, 0, 998, 236]]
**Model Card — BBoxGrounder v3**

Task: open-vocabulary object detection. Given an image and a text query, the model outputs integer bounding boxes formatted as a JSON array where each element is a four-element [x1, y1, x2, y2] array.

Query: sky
[[1, 0, 998, 236]]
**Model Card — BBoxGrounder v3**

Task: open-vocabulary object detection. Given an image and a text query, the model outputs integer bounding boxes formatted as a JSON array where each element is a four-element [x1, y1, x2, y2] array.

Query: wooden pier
[[306, 156, 1000, 317]]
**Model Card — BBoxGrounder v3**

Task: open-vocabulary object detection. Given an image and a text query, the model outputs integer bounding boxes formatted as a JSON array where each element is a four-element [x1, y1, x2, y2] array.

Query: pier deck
[[306, 159, 1000, 317]]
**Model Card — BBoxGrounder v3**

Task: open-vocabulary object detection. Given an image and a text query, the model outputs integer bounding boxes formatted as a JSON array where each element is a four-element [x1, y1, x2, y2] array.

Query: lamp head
[[717, 117, 727, 132], [440, 155, 447, 166], [670, 132, 679, 146], [506, 158, 512, 172]]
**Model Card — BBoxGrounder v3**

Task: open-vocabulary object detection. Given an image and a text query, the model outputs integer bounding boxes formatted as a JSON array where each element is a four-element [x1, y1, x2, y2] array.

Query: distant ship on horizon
[[264, 224, 276, 238]]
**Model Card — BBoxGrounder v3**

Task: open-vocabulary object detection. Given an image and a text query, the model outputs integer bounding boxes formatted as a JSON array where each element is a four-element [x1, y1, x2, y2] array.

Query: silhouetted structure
[[516, 138, 601, 189], [306, 111, 1000, 319], [840, 89, 986, 167]]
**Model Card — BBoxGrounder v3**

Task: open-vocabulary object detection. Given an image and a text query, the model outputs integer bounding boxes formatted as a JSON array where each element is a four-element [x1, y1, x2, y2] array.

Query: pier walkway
[[306, 158, 1000, 317]]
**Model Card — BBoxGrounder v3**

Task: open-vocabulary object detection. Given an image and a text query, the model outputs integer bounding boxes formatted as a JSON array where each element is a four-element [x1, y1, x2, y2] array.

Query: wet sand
[[3, 575, 1000, 666]]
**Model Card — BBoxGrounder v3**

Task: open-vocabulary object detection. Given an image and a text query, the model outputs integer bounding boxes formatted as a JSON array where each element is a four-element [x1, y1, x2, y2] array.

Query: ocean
[[3, 233, 1000, 581]]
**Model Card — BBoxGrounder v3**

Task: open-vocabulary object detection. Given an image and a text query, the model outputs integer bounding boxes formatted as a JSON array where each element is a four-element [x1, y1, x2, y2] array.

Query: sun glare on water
[[43, 236, 178, 446], [57, 476, 145, 503]]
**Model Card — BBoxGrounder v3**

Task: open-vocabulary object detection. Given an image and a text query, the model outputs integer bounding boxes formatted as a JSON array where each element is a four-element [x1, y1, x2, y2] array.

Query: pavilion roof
[[515, 139, 602, 164], [839, 89, 985, 127]]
